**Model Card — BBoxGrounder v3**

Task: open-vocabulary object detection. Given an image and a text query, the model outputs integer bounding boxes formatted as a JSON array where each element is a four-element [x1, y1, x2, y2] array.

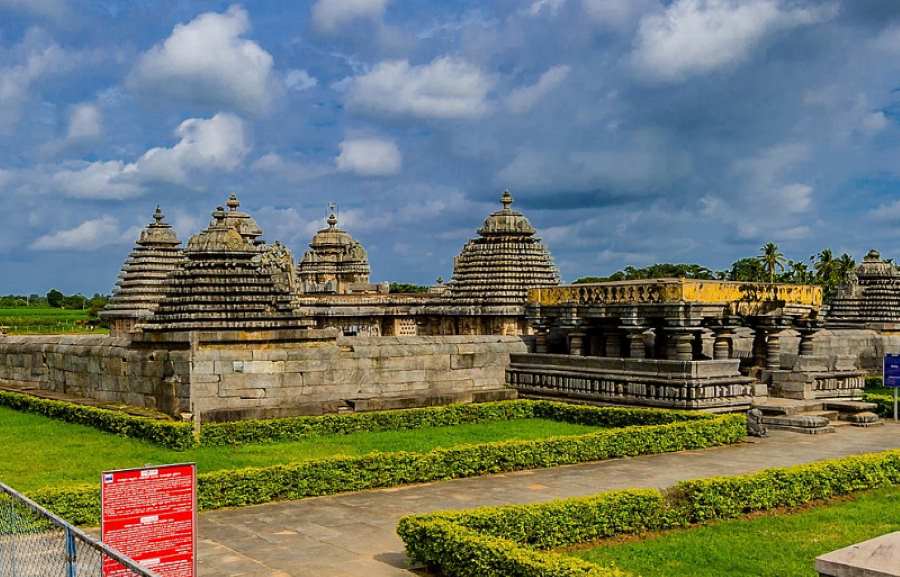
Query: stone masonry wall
[[191, 335, 526, 420], [0, 335, 191, 413]]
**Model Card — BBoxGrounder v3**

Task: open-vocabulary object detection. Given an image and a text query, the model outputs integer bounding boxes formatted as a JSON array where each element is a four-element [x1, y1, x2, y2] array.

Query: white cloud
[[861, 111, 889, 135], [631, 0, 836, 83], [507, 65, 570, 113], [311, 0, 389, 32], [134, 113, 248, 184], [31, 215, 122, 250], [51, 161, 142, 200], [51, 113, 248, 199], [346, 57, 493, 119], [0, 34, 73, 131], [336, 136, 402, 176], [128, 5, 276, 114], [66, 103, 102, 140], [284, 69, 318, 92]]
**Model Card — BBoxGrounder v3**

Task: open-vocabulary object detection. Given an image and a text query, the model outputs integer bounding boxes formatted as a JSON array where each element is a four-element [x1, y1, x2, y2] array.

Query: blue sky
[[2, 0, 900, 294]]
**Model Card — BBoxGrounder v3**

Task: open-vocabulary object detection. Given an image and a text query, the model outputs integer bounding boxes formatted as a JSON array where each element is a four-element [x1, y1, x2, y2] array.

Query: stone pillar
[[712, 327, 733, 360], [665, 330, 695, 361], [534, 330, 548, 354], [568, 332, 585, 356], [766, 332, 782, 370], [798, 327, 820, 357], [626, 331, 646, 359], [604, 330, 622, 358]]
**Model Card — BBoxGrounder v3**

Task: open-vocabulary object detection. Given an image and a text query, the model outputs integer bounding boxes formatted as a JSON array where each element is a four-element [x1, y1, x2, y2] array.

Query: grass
[[0, 406, 602, 492], [569, 487, 900, 577], [0, 307, 105, 335]]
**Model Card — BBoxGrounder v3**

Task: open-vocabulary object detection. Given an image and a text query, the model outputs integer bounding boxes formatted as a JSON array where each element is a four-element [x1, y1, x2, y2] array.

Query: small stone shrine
[[100, 207, 185, 337], [297, 207, 378, 295], [828, 249, 900, 330]]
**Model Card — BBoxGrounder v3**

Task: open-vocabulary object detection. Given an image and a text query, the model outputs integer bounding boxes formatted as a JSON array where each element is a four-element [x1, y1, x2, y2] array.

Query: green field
[[0, 406, 602, 492], [570, 487, 900, 577], [0, 307, 105, 335]]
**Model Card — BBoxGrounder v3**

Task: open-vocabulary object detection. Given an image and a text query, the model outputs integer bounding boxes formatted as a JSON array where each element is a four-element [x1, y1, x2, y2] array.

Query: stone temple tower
[[448, 190, 559, 334], [828, 249, 900, 330], [100, 207, 185, 337], [297, 207, 372, 294]]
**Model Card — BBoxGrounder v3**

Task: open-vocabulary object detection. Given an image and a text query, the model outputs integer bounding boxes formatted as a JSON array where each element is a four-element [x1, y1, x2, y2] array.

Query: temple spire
[[327, 203, 338, 229], [501, 189, 513, 210]]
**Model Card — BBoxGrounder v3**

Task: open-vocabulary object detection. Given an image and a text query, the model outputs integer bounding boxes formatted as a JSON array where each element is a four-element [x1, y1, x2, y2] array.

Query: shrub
[[398, 449, 900, 577], [199, 400, 708, 446], [29, 413, 743, 526], [0, 390, 194, 450], [864, 392, 894, 417]]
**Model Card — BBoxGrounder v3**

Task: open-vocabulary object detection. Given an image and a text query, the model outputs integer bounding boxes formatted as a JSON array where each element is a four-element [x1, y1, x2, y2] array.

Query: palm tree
[[789, 260, 810, 283], [814, 249, 835, 285], [758, 242, 786, 283], [835, 253, 856, 285]]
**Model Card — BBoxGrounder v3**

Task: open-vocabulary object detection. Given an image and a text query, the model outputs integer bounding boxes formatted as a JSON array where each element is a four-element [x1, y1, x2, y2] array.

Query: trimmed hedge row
[[398, 450, 900, 577], [199, 400, 704, 446], [29, 412, 745, 526], [0, 390, 194, 450]]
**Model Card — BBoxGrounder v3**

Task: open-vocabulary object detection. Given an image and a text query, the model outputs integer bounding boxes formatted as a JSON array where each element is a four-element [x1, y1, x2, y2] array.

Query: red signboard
[[101, 463, 197, 577]]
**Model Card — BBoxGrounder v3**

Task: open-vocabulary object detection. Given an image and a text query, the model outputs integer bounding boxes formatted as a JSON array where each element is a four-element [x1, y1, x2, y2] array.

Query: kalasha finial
[[227, 193, 240, 211], [152, 205, 164, 225], [212, 206, 226, 222], [327, 202, 338, 228], [501, 189, 513, 210]]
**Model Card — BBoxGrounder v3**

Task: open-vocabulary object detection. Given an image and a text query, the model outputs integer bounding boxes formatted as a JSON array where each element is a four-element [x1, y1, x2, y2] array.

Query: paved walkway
[[198, 424, 900, 577]]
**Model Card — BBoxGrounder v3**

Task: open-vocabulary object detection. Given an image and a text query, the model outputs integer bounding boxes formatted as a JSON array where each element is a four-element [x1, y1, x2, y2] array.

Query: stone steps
[[752, 397, 882, 433]]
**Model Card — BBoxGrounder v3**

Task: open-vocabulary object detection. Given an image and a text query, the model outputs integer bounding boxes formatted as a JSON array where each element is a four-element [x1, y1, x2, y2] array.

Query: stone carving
[[257, 242, 296, 294], [746, 408, 768, 437]]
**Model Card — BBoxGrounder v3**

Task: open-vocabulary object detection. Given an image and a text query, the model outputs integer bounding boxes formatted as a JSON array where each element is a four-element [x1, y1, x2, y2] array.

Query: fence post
[[65, 526, 77, 577]]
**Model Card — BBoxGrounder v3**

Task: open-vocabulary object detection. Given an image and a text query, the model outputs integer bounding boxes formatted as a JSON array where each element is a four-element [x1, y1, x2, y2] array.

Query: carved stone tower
[[297, 207, 371, 294]]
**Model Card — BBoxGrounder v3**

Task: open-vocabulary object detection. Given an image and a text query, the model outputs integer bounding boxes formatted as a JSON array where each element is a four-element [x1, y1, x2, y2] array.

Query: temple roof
[[298, 209, 370, 277], [100, 207, 185, 322], [827, 248, 900, 328], [143, 207, 311, 332], [222, 193, 264, 244], [449, 190, 559, 308]]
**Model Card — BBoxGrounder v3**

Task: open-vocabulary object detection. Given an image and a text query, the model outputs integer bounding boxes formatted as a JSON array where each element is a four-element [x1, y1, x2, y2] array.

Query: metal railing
[[0, 482, 159, 577]]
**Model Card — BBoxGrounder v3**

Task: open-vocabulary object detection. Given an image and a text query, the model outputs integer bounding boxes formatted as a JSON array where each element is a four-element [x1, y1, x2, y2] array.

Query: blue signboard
[[884, 354, 900, 388]]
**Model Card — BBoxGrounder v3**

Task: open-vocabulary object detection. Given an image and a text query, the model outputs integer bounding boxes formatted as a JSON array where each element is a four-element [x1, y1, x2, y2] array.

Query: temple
[[0, 190, 892, 429], [99, 207, 184, 337]]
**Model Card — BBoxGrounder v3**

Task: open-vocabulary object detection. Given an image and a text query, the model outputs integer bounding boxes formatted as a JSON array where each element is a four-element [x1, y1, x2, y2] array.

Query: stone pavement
[[198, 424, 900, 577]]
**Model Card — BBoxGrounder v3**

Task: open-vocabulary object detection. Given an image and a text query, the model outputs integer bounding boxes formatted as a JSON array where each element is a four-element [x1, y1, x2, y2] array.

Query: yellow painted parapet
[[528, 278, 822, 307]]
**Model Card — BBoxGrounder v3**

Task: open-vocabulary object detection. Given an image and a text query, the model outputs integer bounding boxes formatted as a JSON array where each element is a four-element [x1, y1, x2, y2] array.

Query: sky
[[2, 0, 900, 294]]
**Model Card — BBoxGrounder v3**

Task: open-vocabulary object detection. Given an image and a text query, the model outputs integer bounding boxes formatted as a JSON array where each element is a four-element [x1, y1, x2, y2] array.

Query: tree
[[814, 249, 835, 285], [758, 242, 786, 283], [46, 289, 64, 308], [835, 253, 856, 285], [787, 260, 811, 284], [729, 257, 765, 282]]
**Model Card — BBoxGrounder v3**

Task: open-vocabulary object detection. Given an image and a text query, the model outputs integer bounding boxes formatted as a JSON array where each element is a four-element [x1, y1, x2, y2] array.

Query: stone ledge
[[816, 531, 900, 577]]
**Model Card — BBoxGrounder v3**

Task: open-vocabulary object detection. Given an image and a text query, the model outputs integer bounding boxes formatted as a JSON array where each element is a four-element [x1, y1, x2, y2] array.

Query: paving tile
[[199, 425, 900, 577]]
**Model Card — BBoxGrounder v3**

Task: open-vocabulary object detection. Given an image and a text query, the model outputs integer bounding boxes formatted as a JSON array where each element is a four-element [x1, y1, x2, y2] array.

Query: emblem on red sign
[[101, 463, 197, 577]]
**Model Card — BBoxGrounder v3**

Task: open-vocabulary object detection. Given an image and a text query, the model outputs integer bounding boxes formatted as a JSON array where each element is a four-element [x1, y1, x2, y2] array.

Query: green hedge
[[30, 412, 744, 526], [398, 450, 900, 577], [0, 390, 194, 450], [199, 400, 704, 446]]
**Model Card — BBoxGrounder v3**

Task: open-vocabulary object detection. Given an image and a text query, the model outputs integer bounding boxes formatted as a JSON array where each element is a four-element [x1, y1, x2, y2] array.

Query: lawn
[[570, 487, 900, 577], [0, 307, 104, 335], [0, 406, 602, 493]]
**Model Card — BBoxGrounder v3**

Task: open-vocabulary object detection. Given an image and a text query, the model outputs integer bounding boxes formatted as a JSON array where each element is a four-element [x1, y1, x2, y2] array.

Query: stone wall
[[0, 335, 190, 413], [191, 335, 525, 421], [0, 333, 525, 421]]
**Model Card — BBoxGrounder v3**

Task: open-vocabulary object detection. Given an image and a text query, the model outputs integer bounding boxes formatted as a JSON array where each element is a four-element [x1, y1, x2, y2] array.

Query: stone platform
[[816, 532, 900, 577]]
